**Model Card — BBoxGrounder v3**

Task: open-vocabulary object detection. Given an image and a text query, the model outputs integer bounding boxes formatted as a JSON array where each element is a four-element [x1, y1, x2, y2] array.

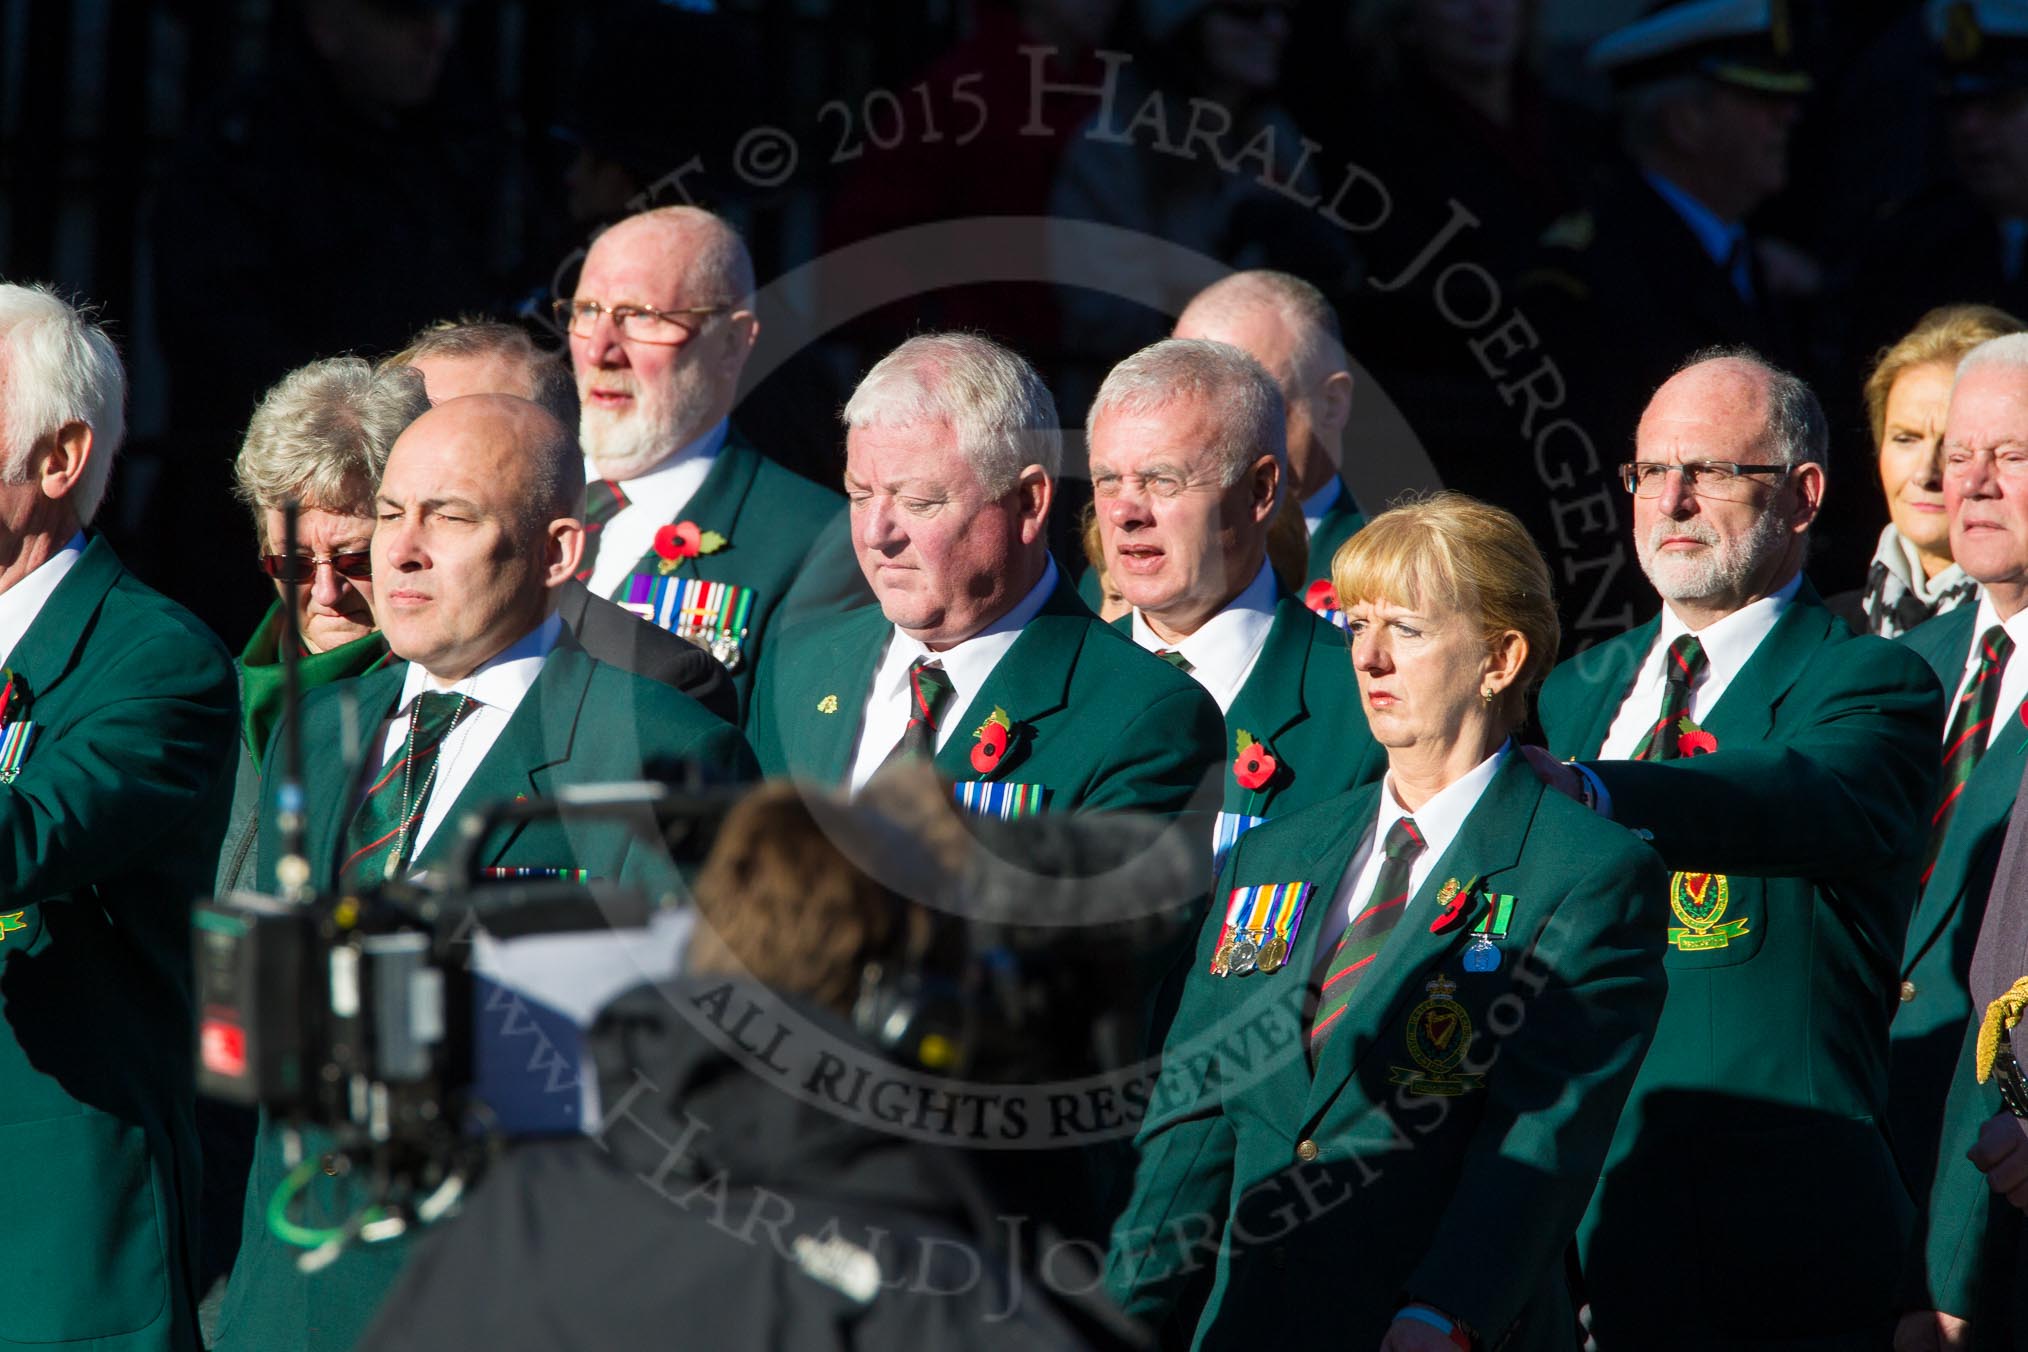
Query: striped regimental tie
[[573, 479, 630, 584], [877, 658, 955, 772], [339, 691, 477, 886], [1309, 815, 1426, 1062], [1155, 648, 1194, 673], [1927, 625, 2016, 884], [1631, 633, 1708, 761]]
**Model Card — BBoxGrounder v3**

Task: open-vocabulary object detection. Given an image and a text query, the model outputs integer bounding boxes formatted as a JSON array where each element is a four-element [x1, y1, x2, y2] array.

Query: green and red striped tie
[[1926, 625, 2015, 883], [1310, 816, 1426, 1061], [878, 658, 955, 771], [1632, 633, 1708, 761], [573, 479, 629, 583], [339, 691, 476, 886]]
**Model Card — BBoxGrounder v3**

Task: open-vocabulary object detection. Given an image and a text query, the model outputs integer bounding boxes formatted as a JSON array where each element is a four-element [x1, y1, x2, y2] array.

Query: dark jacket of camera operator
[[211, 397, 757, 1352], [361, 777, 1143, 1351]]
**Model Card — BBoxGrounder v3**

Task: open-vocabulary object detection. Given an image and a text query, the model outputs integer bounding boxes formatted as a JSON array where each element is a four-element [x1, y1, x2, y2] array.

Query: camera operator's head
[[686, 771, 964, 1018], [372, 395, 587, 682]]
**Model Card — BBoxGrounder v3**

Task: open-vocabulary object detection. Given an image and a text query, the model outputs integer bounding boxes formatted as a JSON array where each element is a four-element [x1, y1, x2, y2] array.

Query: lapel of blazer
[[803, 606, 894, 785], [933, 572, 1085, 782], [309, 661, 408, 889], [1907, 616, 2024, 973], [1695, 588, 1832, 748], [1559, 618, 1655, 759], [1222, 597, 1318, 814], [616, 428, 762, 584], [6, 534, 121, 708], [1300, 751, 1539, 1129], [413, 638, 595, 876]]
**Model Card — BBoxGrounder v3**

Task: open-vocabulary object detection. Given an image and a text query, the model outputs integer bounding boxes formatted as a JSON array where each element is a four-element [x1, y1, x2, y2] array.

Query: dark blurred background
[[0, 0, 1989, 650]]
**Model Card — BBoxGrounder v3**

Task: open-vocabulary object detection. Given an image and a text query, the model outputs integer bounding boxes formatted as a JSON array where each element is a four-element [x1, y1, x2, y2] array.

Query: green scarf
[[238, 601, 391, 767]]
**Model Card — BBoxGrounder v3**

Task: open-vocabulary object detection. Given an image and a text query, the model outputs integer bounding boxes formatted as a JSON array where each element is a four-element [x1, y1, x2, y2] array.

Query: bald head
[[373, 395, 587, 680], [1174, 270, 1351, 497], [587, 206, 755, 309]]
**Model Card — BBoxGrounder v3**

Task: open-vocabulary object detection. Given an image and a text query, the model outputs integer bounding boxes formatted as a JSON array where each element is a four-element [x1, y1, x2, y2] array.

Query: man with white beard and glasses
[[1529, 348, 1945, 1348], [561, 206, 842, 717]]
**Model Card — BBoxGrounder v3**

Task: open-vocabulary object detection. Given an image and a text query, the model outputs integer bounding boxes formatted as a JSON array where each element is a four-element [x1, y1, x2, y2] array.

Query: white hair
[[234, 358, 430, 548], [0, 283, 126, 524], [1957, 332, 2028, 386], [842, 333, 1061, 495], [1181, 269, 1348, 384], [1087, 338, 1286, 490]]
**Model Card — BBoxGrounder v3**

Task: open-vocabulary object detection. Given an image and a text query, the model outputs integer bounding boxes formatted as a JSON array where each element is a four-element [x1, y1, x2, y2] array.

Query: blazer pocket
[[0, 1110, 169, 1341], [1660, 869, 1768, 970]]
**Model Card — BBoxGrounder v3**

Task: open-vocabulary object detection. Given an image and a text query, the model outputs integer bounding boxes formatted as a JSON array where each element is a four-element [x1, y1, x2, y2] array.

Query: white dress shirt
[[583, 418, 728, 600], [1947, 589, 2028, 750], [372, 613, 561, 863], [1307, 741, 1510, 977], [1598, 574, 1802, 760], [0, 531, 84, 665], [1128, 559, 1276, 712], [1302, 476, 1343, 539], [848, 558, 1059, 790]]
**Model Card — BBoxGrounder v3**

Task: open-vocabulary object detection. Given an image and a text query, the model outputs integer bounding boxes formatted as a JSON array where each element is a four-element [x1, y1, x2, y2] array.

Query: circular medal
[[710, 634, 744, 673], [1462, 936, 1501, 973], [1229, 934, 1260, 976], [1257, 934, 1289, 973], [1210, 940, 1235, 977]]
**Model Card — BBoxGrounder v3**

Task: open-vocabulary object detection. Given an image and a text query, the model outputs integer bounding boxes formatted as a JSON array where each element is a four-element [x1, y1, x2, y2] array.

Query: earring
[[1481, 687, 1495, 705]]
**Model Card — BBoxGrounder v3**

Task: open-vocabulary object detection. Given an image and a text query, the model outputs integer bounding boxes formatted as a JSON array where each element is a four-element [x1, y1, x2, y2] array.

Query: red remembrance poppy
[[654, 521, 702, 561], [1304, 578, 1340, 612], [971, 721, 1009, 774], [1233, 745, 1277, 791], [1679, 729, 1718, 757]]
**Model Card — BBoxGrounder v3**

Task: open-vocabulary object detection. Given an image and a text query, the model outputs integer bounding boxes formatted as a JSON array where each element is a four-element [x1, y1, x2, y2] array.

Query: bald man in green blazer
[[1535, 352, 1945, 1348], [747, 332, 1223, 820], [212, 397, 755, 1352], [1107, 753, 1668, 1350]]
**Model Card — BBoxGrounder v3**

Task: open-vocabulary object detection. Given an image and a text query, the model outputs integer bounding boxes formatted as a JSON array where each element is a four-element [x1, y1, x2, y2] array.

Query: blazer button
[[1900, 980, 1917, 1003], [320, 1154, 339, 1176], [1295, 1138, 1319, 1162]]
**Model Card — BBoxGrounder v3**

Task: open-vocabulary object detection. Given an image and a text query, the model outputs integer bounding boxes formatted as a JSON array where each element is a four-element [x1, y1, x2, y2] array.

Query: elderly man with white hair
[[1172, 270, 1364, 603], [748, 331, 1222, 819], [0, 283, 238, 1350], [1088, 337, 1379, 864]]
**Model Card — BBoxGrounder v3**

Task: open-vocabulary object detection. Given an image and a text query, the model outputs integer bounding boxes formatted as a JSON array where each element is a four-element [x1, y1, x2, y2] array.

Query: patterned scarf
[[1861, 524, 1976, 639]]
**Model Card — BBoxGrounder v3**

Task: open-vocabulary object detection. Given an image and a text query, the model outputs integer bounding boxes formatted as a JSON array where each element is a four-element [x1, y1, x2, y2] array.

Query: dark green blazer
[[0, 535, 237, 1352], [1539, 585, 1945, 1344], [1108, 594, 1384, 830], [602, 428, 843, 718], [747, 568, 1226, 816], [214, 635, 756, 1352], [1892, 603, 2020, 1193], [1906, 1017, 2028, 1338], [1301, 476, 1365, 591], [1106, 753, 1668, 1350]]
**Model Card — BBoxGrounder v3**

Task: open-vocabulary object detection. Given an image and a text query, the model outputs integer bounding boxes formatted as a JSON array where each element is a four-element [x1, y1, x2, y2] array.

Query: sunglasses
[[258, 552, 372, 583]]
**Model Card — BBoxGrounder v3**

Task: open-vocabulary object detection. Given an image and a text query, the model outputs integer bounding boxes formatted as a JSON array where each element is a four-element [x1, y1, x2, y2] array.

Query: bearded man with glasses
[[559, 205, 845, 719], [1528, 347, 1945, 1349]]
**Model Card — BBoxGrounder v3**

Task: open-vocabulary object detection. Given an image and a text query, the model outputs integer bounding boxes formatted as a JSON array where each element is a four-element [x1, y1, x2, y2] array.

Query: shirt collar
[[1970, 588, 2028, 658], [1641, 169, 1744, 269], [876, 556, 1060, 704], [1657, 572, 1801, 681], [0, 530, 85, 668], [1374, 739, 1511, 880], [399, 612, 562, 714], [1302, 476, 1343, 537], [585, 417, 729, 489], [1130, 558, 1277, 710]]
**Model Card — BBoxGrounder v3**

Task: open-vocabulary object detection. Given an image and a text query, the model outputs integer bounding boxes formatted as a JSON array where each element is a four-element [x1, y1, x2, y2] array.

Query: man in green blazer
[[1108, 754, 1669, 1350], [212, 396, 755, 1352], [1534, 351, 1944, 1347], [747, 332, 1223, 818], [1892, 343, 2028, 1198], [0, 287, 238, 1352], [563, 205, 843, 715], [1086, 336, 1382, 862], [1173, 270, 1364, 609]]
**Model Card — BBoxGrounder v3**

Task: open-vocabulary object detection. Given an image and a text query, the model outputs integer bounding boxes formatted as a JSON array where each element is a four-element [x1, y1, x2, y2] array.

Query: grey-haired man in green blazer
[[1534, 350, 1944, 1349], [748, 332, 1224, 820]]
